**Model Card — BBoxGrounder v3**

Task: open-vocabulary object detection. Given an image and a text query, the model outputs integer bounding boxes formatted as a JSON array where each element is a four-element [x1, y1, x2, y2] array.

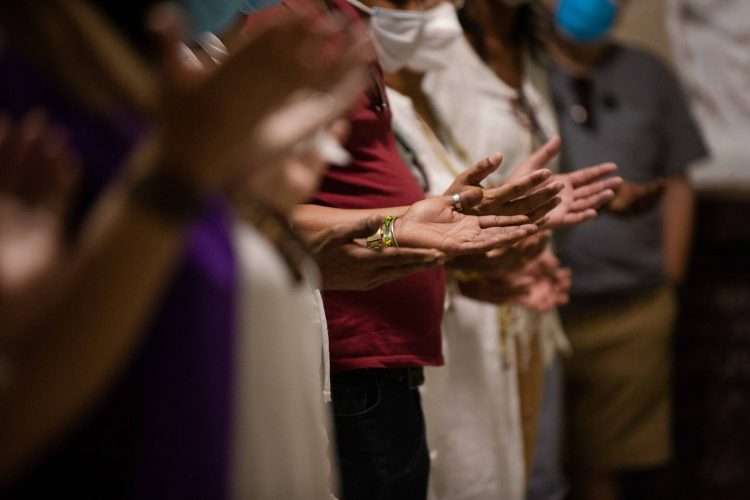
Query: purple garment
[[137, 204, 236, 500], [0, 49, 236, 500]]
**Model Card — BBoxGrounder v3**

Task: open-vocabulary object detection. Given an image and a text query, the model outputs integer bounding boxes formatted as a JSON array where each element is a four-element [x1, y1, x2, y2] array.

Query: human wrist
[[366, 215, 399, 251]]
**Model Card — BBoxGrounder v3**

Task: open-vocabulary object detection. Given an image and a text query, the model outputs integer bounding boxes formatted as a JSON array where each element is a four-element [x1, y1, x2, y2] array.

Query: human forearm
[[662, 174, 694, 285], [292, 203, 409, 239]]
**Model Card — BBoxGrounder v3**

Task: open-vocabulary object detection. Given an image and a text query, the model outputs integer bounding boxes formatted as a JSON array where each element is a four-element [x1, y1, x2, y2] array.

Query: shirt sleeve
[[658, 60, 710, 177]]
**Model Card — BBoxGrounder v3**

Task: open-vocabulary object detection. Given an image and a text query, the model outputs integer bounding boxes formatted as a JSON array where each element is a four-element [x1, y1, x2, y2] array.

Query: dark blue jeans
[[331, 369, 430, 500]]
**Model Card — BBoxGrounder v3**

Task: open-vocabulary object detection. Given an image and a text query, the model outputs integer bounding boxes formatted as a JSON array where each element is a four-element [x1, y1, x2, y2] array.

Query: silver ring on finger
[[452, 193, 463, 212]]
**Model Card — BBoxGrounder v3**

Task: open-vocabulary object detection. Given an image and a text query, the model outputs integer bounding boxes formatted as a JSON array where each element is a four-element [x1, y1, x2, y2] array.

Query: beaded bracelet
[[366, 215, 399, 250]]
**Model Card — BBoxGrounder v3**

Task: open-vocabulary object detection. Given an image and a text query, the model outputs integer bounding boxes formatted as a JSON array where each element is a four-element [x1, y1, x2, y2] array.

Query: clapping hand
[[148, 4, 370, 194], [397, 189, 539, 256], [514, 249, 571, 312], [444, 152, 563, 222], [606, 179, 666, 216], [508, 137, 623, 228], [0, 111, 79, 338], [448, 230, 550, 276], [309, 215, 445, 291]]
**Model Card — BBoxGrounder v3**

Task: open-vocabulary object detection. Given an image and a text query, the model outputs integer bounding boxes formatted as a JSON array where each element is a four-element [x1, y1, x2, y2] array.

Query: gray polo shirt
[[549, 45, 708, 298]]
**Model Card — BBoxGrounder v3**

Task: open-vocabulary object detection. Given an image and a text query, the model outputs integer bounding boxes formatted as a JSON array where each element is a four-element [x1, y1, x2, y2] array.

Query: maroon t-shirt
[[249, 0, 446, 372], [315, 0, 445, 372], [314, 75, 446, 372]]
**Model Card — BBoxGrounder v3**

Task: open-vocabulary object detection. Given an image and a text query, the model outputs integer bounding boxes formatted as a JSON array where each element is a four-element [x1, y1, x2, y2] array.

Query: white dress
[[388, 86, 525, 500], [388, 35, 570, 500], [423, 36, 569, 368], [231, 221, 334, 500]]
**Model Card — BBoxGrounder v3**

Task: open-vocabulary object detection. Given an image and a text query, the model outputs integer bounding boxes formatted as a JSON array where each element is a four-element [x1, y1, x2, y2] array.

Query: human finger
[[458, 225, 539, 254], [565, 162, 617, 187], [477, 214, 531, 229], [572, 176, 622, 200], [508, 136, 561, 179], [455, 152, 504, 189], [149, 3, 194, 87], [569, 189, 615, 213], [557, 209, 597, 227], [255, 67, 367, 160], [479, 170, 555, 213], [524, 196, 561, 225]]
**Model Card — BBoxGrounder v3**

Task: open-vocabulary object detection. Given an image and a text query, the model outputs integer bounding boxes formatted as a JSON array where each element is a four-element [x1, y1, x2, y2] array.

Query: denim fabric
[[331, 370, 430, 500]]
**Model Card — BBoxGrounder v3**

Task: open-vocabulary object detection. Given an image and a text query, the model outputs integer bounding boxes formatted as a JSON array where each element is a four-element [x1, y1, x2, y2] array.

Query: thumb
[[512, 136, 561, 178], [462, 153, 503, 186], [456, 186, 484, 211], [148, 3, 193, 84]]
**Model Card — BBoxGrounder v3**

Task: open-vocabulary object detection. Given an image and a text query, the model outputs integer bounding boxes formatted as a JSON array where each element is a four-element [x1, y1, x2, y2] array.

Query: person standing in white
[[422, 3, 571, 498], [232, 216, 334, 500]]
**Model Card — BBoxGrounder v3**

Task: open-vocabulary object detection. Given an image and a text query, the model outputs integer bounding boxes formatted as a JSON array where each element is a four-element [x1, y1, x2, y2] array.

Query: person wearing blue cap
[[545, 1, 709, 499], [555, 0, 618, 44]]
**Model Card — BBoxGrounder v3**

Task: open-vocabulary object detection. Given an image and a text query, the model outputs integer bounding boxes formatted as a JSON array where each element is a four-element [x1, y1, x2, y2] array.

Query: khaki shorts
[[562, 287, 676, 469]]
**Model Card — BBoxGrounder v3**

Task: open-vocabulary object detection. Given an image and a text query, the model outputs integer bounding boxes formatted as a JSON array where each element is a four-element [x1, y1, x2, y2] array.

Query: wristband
[[366, 215, 399, 250], [382, 215, 399, 248]]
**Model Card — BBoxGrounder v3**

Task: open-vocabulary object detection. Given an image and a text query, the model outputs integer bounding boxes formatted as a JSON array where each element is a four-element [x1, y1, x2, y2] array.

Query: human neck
[[474, 2, 524, 89], [547, 34, 612, 78]]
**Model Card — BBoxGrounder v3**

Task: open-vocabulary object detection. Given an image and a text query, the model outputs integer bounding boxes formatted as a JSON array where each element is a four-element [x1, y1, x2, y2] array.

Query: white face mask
[[347, 0, 463, 73]]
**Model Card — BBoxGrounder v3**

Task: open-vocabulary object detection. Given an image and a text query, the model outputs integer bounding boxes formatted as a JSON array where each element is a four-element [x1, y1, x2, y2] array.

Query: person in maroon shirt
[[240, 0, 600, 497], [284, 1, 552, 498], [250, 1, 614, 498]]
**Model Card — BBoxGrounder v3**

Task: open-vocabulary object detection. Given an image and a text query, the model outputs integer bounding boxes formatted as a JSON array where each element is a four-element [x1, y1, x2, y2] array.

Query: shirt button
[[570, 104, 589, 125]]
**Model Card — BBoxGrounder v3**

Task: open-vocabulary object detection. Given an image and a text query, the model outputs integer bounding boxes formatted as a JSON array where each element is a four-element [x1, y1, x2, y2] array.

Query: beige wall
[[614, 0, 673, 64]]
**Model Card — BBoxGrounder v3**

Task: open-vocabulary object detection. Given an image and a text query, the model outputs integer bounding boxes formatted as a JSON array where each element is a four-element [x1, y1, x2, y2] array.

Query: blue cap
[[556, 0, 618, 43]]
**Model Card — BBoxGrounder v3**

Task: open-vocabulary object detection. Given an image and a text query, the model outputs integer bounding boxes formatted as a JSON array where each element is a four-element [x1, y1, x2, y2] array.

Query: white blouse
[[424, 36, 569, 366], [388, 84, 526, 500]]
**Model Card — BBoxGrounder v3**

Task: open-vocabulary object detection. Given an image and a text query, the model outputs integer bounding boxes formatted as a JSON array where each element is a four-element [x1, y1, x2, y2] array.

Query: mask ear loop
[[346, 0, 373, 15]]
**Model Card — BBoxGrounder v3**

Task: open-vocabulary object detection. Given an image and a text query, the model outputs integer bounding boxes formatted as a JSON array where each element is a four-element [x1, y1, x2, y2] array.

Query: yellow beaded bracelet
[[366, 215, 399, 250]]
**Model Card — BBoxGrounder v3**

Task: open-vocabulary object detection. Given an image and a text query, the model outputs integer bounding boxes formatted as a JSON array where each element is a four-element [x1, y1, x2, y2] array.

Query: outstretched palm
[[543, 163, 622, 228], [396, 194, 538, 256], [151, 5, 371, 193], [0, 111, 78, 338], [506, 137, 622, 228]]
